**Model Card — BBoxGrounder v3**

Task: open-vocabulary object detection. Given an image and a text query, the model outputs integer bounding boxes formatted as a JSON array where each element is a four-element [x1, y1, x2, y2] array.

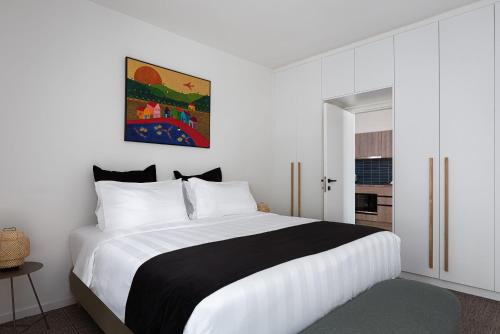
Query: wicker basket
[[257, 202, 270, 213], [0, 227, 30, 269]]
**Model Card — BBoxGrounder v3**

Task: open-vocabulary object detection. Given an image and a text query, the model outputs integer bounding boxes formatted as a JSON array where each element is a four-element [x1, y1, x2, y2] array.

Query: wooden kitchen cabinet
[[355, 185, 393, 231], [355, 130, 392, 158], [377, 205, 392, 223], [379, 130, 392, 158]]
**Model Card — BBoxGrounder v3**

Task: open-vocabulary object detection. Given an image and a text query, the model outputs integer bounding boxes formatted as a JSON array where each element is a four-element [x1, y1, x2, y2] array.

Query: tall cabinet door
[[296, 60, 323, 219], [439, 5, 495, 290], [394, 23, 440, 278], [270, 67, 298, 216], [495, 3, 500, 293]]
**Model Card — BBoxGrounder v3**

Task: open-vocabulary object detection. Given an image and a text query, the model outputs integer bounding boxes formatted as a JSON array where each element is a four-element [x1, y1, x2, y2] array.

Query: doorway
[[323, 88, 393, 231]]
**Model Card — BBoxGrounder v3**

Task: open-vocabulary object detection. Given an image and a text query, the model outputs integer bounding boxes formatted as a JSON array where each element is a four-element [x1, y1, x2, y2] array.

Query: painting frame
[[124, 57, 211, 148]]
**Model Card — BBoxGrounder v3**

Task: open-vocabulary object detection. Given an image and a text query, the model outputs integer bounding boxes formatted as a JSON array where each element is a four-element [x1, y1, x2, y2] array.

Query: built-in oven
[[355, 193, 378, 214]]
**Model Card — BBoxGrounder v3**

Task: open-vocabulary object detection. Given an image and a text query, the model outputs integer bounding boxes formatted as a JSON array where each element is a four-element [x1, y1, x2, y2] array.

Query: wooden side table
[[0, 262, 49, 332]]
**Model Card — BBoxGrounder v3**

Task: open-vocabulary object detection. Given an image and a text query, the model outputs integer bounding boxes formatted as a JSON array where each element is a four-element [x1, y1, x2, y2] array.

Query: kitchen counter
[[356, 184, 392, 197]]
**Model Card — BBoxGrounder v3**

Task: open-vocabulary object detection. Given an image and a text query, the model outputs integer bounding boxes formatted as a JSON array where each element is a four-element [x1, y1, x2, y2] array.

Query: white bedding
[[70, 213, 401, 334]]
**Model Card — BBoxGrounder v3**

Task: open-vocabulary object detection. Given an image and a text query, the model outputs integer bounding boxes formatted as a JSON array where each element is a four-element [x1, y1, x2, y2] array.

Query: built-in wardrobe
[[394, 5, 495, 291], [271, 2, 500, 297], [271, 60, 323, 219]]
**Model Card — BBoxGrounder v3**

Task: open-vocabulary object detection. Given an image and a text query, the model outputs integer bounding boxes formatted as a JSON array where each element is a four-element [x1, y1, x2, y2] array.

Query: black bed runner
[[125, 221, 382, 334]]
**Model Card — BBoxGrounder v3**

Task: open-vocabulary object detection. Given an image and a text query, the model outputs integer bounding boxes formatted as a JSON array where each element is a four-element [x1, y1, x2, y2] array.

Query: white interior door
[[323, 103, 355, 223], [439, 5, 495, 290], [394, 23, 440, 278]]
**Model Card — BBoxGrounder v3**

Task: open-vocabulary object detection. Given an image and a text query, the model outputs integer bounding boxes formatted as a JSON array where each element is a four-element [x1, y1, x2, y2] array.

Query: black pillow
[[93, 165, 157, 183], [173, 167, 222, 182]]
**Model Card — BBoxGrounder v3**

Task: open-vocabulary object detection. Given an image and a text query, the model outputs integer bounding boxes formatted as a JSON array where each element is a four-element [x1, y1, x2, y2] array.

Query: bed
[[70, 212, 401, 334]]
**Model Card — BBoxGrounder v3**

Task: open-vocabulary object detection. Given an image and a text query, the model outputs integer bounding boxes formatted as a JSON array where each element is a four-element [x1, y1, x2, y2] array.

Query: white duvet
[[70, 212, 401, 334]]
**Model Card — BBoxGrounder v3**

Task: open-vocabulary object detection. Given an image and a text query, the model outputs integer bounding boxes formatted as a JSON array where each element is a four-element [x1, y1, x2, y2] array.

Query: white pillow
[[187, 178, 257, 219], [95, 179, 188, 231]]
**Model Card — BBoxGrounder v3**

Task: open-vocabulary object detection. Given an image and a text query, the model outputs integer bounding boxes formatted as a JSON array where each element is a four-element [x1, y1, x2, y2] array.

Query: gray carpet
[[0, 290, 498, 333]]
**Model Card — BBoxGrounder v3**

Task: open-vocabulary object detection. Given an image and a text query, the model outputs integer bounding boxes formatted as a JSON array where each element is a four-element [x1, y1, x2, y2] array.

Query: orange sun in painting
[[134, 66, 162, 85]]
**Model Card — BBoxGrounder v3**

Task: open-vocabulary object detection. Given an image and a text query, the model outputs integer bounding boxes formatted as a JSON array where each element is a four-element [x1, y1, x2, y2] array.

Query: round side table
[[0, 262, 49, 332]]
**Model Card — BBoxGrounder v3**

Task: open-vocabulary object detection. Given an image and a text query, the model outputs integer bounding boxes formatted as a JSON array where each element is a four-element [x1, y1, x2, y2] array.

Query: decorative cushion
[[93, 165, 156, 183], [173, 167, 222, 182]]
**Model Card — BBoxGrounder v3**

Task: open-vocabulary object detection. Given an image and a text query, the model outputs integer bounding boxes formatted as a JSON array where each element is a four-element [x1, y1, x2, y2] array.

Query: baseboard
[[400, 272, 500, 301], [0, 296, 75, 325]]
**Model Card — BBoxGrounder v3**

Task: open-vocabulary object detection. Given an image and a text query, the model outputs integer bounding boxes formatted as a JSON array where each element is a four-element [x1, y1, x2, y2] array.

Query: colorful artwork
[[125, 57, 211, 148]]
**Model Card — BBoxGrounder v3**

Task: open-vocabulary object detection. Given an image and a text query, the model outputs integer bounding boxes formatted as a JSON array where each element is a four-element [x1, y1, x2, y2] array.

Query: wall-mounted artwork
[[125, 57, 211, 148]]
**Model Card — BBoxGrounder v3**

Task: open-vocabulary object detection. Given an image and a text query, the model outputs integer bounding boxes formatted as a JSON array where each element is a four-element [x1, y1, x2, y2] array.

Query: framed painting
[[125, 57, 211, 148]]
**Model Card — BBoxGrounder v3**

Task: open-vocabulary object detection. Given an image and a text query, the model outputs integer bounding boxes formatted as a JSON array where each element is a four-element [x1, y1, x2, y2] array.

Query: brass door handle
[[298, 162, 302, 217], [428, 158, 433, 269], [444, 157, 449, 272], [290, 162, 294, 217]]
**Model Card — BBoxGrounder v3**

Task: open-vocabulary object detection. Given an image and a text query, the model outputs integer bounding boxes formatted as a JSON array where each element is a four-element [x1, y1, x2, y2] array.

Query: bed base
[[69, 272, 133, 334]]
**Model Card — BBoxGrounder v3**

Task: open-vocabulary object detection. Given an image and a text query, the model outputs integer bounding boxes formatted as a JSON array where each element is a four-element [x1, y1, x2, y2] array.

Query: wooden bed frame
[[69, 272, 133, 334]]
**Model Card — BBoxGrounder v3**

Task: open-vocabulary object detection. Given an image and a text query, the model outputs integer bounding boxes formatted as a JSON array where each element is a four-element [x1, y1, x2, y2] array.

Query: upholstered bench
[[300, 279, 460, 334]]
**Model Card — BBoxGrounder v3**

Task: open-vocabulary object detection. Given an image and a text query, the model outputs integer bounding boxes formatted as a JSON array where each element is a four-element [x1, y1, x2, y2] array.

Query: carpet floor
[[0, 290, 499, 333]]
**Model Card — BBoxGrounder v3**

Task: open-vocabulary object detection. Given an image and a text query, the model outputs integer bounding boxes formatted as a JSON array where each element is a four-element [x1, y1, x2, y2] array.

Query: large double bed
[[70, 212, 401, 334]]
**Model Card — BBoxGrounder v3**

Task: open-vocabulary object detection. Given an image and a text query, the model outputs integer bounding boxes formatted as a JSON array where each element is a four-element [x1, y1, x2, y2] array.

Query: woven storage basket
[[257, 202, 270, 213], [0, 227, 30, 269]]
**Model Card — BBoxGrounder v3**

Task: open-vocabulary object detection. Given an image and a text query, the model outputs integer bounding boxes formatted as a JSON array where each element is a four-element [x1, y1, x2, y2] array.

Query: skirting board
[[400, 272, 500, 302], [0, 295, 75, 325]]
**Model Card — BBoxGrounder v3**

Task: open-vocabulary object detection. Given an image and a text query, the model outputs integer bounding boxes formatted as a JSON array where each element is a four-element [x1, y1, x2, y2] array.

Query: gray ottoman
[[300, 279, 460, 334]]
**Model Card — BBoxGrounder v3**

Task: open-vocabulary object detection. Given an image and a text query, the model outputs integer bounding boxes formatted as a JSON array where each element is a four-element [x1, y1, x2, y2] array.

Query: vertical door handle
[[298, 162, 302, 217], [444, 157, 449, 272], [428, 158, 434, 269], [290, 162, 294, 217]]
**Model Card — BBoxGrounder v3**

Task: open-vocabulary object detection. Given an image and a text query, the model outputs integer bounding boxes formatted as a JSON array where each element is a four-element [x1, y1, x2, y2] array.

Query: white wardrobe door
[[354, 37, 394, 93], [439, 5, 494, 290], [495, 3, 500, 293], [322, 50, 355, 99], [394, 23, 440, 278], [296, 60, 323, 219], [270, 68, 298, 216]]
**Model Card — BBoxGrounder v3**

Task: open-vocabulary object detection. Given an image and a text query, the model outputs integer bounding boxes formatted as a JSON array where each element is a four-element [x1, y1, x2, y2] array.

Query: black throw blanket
[[125, 221, 381, 334]]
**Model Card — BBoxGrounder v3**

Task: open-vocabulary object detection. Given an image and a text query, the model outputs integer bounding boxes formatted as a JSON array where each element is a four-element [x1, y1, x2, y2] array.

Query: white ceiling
[[90, 0, 480, 68]]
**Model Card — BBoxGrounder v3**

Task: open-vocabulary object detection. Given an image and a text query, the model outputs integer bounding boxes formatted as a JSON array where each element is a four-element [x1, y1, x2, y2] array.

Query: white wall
[[0, 0, 273, 322], [355, 109, 393, 133]]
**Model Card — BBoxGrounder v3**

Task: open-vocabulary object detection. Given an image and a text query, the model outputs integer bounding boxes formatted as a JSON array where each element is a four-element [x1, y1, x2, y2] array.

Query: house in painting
[[180, 110, 189, 124], [136, 107, 144, 119], [143, 108, 152, 119], [188, 103, 196, 112], [189, 117, 198, 129], [136, 106, 151, 119], [171, 107, 180, 120], [147, 102, 161, 119]]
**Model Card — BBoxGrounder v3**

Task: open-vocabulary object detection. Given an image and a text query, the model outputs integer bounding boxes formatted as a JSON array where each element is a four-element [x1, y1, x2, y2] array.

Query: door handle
[[298, 162, 302, 217], [428, 157, 433, 269], [290, 162, 294, 217], [327, 178, 337, 183], [444, 157, 449, 272]]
